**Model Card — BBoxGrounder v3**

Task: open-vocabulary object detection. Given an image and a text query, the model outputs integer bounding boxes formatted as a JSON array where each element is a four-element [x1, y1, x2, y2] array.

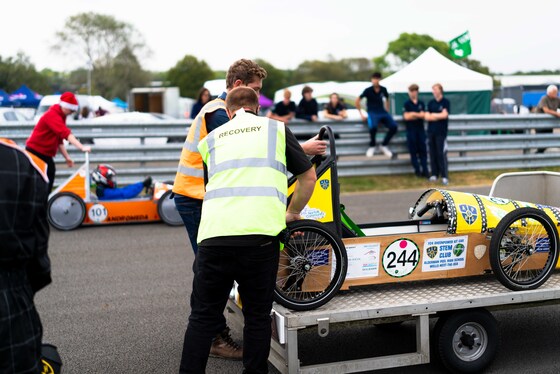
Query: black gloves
[[143, 176, 153, 189]]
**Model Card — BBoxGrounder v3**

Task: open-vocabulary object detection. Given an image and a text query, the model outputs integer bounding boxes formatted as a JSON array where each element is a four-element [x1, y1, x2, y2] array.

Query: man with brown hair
[[179, 86, 315, 374], [425, 83, 450, 185]]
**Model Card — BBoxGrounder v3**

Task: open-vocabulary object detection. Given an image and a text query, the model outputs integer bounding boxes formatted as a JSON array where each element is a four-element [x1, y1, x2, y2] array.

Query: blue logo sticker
[[459, 204, 478, 225], [319, 179, 329, 190]]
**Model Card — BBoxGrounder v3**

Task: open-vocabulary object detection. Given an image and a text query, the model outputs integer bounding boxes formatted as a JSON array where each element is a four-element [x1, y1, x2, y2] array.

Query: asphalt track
[[36, 185, 560, 373]]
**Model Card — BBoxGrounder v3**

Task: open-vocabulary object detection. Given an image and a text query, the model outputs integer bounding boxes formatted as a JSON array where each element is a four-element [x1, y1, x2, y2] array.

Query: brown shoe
[[209, 328, 243, 360]]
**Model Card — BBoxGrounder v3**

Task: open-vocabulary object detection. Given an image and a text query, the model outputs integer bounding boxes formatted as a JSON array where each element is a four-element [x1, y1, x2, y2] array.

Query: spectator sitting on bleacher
[[323, 93, 348, 120], [296, 86, 318, 122], [267, 89, 296, 123], [91, 164, 152, 200], [535, 85, 560, 153]]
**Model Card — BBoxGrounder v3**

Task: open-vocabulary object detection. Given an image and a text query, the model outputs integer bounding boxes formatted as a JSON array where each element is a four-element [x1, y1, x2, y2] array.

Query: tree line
[[1, 12, 556, 102]]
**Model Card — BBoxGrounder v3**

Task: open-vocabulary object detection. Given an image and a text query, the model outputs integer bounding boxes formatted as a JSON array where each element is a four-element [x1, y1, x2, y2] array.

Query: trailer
[[227, 272, 560, 373]]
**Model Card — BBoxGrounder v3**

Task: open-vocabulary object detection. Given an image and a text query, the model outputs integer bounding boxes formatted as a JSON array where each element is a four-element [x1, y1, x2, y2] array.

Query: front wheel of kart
[[47, 192, 86, 231], [490, 207, 559, 291], [157, 190, 183, 226], [274, 220, 347, 311]]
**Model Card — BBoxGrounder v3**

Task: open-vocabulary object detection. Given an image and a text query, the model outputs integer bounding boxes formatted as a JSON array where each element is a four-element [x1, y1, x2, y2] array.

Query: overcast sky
[[3, 0, 559, 75]]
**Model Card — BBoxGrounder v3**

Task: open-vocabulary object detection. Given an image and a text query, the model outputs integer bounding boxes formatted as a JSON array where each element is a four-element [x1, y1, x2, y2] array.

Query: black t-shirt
[[325, 102, 347, 115], [427, 98, 450, 134], [272, 101, 296, 116], [360, 85, 389, 113], [200, 124, 312, 247], [296, 98, 319, 117], [403, 99, 425, 128]]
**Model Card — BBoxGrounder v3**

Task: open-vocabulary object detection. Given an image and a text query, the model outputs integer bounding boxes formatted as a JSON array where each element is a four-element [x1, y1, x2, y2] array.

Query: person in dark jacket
[[295, 86, 318, 122], [0, 138, 51, 373], [190, 87, 211, 119]]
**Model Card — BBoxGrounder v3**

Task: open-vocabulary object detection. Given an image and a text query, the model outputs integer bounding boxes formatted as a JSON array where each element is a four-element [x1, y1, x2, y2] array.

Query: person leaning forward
[[179, 87, 316, 374]]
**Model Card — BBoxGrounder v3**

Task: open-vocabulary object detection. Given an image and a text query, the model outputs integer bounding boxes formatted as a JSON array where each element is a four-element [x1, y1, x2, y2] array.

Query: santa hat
[[59, 92, 79, 111]]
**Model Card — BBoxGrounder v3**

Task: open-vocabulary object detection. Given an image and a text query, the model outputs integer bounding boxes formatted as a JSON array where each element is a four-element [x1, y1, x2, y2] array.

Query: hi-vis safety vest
[[196, 111, 287, 243], [0, 138, 49, 183], [172, 98, 226, 199]]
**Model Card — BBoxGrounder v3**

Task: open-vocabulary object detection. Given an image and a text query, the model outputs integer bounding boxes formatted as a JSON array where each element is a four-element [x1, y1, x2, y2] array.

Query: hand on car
[[302, 135, 327, 156]]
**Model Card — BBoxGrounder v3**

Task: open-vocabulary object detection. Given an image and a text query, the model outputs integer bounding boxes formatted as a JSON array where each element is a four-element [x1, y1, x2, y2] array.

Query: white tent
[[380, 47, 492, 93]]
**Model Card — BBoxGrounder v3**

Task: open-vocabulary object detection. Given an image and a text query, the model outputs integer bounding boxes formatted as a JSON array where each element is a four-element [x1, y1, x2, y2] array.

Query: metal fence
[[2, 114, 559, 185]]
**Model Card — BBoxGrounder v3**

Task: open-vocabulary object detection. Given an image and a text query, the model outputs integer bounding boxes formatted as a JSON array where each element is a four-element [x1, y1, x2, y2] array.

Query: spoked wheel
[[490, 207, 559, 291], [47, 192, 86, 231], [274, 220, 347, 311], [157, 190, 183, 226]]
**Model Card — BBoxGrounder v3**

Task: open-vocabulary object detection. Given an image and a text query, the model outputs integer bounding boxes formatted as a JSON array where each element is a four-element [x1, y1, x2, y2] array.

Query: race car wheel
[[157, 190, 182, 226], [274, 220, 347, 311], [490, 207, 559, 291], [47, 192, 86, 231], [434, 308, 499, 374]]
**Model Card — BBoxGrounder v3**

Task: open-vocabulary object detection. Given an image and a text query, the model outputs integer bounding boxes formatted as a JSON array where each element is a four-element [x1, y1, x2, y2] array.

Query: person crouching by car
[[91, 164, 152, 200]]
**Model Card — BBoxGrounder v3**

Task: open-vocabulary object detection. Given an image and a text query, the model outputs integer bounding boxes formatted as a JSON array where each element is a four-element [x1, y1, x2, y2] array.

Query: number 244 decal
[[382, 239, 420, 277]]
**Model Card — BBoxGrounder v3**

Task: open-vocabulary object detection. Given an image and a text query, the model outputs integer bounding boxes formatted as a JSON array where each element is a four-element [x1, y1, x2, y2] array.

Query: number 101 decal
[[88, 204, 108, 223], [382, 239, 420, 277]]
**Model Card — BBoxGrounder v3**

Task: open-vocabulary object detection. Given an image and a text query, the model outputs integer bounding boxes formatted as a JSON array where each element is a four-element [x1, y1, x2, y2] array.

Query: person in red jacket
[[26, 92, 91, 192]]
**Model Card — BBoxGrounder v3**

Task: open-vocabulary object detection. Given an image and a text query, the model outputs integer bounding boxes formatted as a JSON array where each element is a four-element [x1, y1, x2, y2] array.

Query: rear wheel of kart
[[274, 220, 347, 311], [47, 192, 86, 231], [490, 207, 559, 291], [434, 309, 499, 373], [157, 190, 182, 226]]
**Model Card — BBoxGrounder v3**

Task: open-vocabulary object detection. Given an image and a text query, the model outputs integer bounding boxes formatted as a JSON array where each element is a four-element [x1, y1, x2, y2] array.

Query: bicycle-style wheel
[[490, 207, 559, 291], [274, 220, 347, 311]]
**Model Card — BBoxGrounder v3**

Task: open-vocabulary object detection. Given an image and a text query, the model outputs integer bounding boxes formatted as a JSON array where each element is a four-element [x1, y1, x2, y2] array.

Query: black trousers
[[427, 131, 448, 179], [25, 147, 55, 193], [179, 239, 280, 374], [0, 269, 43, 374]]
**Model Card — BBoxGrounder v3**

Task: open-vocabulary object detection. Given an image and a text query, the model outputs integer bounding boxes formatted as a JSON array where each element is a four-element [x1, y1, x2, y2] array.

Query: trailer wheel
[[47, 192, 86, 231], [274, 220, 347, 311], [157, 190, 183, 226], [434, 309, 499, 373], [490, 207, 559, 291]]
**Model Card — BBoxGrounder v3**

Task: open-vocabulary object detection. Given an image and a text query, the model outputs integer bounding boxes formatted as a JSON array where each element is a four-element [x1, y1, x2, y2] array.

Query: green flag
[[449, 31, 472, 59]]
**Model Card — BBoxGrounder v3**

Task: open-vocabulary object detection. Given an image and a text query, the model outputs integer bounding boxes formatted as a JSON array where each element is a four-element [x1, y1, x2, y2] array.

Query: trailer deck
[[227, 272, 560, 373]]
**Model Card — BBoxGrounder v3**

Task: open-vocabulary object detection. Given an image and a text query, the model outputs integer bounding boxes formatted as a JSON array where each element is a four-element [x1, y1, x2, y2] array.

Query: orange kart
[[47, 153, 182, 230]]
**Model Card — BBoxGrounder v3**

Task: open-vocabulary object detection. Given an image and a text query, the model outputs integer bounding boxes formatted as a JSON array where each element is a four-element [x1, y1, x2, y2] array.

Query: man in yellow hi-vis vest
[[179, 87, 316, 374], [173, 59, 326, 360]]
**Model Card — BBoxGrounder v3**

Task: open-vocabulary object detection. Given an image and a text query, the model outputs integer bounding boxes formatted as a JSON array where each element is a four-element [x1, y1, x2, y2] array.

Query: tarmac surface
[[36, 185, 560, 373]]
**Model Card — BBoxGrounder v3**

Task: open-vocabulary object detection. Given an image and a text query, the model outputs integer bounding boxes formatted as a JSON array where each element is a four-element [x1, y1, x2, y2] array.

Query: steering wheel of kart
[[309, 127, 327, 168], [416, 200, 446, 220]]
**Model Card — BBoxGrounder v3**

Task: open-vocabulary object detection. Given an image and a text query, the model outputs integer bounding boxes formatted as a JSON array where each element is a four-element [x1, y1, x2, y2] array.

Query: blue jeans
[[174, 194, 203, 254], [367, 111, 398, 147]]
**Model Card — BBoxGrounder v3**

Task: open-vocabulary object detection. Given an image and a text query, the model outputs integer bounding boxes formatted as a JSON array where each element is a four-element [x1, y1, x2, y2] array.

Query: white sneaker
[[379, 145, 393, 158], [366, 147, 375, 157], [429, 176, 437, 182], [442, 178, 449, 186]]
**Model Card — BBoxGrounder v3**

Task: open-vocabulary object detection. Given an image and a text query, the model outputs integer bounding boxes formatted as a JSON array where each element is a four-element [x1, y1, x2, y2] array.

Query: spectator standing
[[267, 89, 296, 123], [403, 84, 428, 177], [323, 93, 348, 120], [355, 72, 398, 158], [25, 92, 91, 192], [425, 83, 450, 186], [0, 138, 51, 373], [191, 87, 211, 119], [535, 85, 560, 153], [295, 86, 319, 122], [179, 87, 316, 374]]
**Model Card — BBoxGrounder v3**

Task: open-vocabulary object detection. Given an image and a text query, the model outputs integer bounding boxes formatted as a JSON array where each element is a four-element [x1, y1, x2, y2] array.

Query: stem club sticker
[[88, 204, 108, 223], [382, 239, 420, 278]]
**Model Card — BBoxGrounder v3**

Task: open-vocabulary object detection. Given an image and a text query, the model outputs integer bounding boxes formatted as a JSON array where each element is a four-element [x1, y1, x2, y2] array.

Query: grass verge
[[339, 167, 560, 193]]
